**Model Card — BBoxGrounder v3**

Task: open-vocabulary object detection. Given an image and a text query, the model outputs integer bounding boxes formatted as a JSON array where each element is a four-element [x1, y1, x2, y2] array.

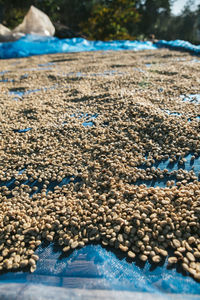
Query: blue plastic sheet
[[0, 35, 199, 59], [1, 242, 200, 296], [0, 35, 157, 59], [155, 40, 200, 55]]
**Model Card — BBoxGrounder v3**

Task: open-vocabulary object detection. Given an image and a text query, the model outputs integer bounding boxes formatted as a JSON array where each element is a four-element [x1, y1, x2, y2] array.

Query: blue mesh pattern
[[1, 242, 200, 295]]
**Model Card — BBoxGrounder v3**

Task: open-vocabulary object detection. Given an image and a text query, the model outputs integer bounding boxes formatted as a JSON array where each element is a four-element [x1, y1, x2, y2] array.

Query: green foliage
[[33, 0, 62, 22], [0, 0, 27, 28], [0, 0, 199, 43], [57, 0, 95, 32], [0, 0, 62, 28], [138, 0, 171, 38], [81, 0, 140, 40], [2, 7, 26, 29], [165, 1, 200, 44]]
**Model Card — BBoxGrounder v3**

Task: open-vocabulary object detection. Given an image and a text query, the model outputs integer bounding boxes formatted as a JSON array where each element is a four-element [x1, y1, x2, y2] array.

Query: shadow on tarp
[[8, 84, 58, 100], [0, 174, 81, 198], [135, 153, 200, 187], [155, 40, 200, 55], [162, 106, 200, 123], [68, 112, 98, 127], [181, 94, 200, 105]]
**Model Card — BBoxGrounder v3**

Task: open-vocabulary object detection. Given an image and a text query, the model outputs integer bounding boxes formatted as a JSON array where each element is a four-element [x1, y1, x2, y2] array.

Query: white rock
[[13, 5, 55, 37], [0, 24, 14, 42]]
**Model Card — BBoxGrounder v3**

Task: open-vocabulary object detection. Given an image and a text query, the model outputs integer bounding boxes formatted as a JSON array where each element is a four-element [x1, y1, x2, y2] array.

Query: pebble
[[119, 244, 128, 252], [139, 254, 148, 262], [194, 252, 200, 258], [172, 239, 181, 248], [63, 246, 70, 252], [152, 255, 161, 263], [71, 241, 79, 249], [168, 257, 178, 264], [186, 252, 195, 262], [127, 251, 136, 259]]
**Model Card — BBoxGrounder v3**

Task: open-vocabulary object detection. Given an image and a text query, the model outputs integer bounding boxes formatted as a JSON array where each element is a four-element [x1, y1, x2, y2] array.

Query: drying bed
[[0, 48, 200, 298]]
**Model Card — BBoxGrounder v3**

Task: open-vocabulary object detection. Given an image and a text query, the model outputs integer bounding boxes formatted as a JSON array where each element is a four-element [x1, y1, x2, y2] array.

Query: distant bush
[[81, 0, 140, 40], [0, 0, 199, 43]]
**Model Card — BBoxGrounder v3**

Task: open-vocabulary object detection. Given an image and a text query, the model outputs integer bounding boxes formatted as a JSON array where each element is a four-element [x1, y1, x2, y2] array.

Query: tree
[[57, 0, 96, 32], [0, 0, 198, 43], [166, 1, 200, 44], [137, 0, 171, 39], [81, 0, 140, 40], [178, 0, 199, 42]]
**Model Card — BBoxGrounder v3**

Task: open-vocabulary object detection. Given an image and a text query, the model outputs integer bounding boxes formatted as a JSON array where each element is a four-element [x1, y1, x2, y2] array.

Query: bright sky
[[171, 0, 199, 15]]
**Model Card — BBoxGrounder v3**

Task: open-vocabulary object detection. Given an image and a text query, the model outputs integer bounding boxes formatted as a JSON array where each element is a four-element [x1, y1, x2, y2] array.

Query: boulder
[[0, 24, 15, 42], [13, 5, 55, 37], [54, 22, 84, 39]]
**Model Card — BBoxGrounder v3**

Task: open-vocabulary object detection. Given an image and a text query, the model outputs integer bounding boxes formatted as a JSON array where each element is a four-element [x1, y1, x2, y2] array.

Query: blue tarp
[[0, 35, 199, 59], [0, 35, 157, 59], [156, 40, 200, 54], [1, 242, 200, 297]]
